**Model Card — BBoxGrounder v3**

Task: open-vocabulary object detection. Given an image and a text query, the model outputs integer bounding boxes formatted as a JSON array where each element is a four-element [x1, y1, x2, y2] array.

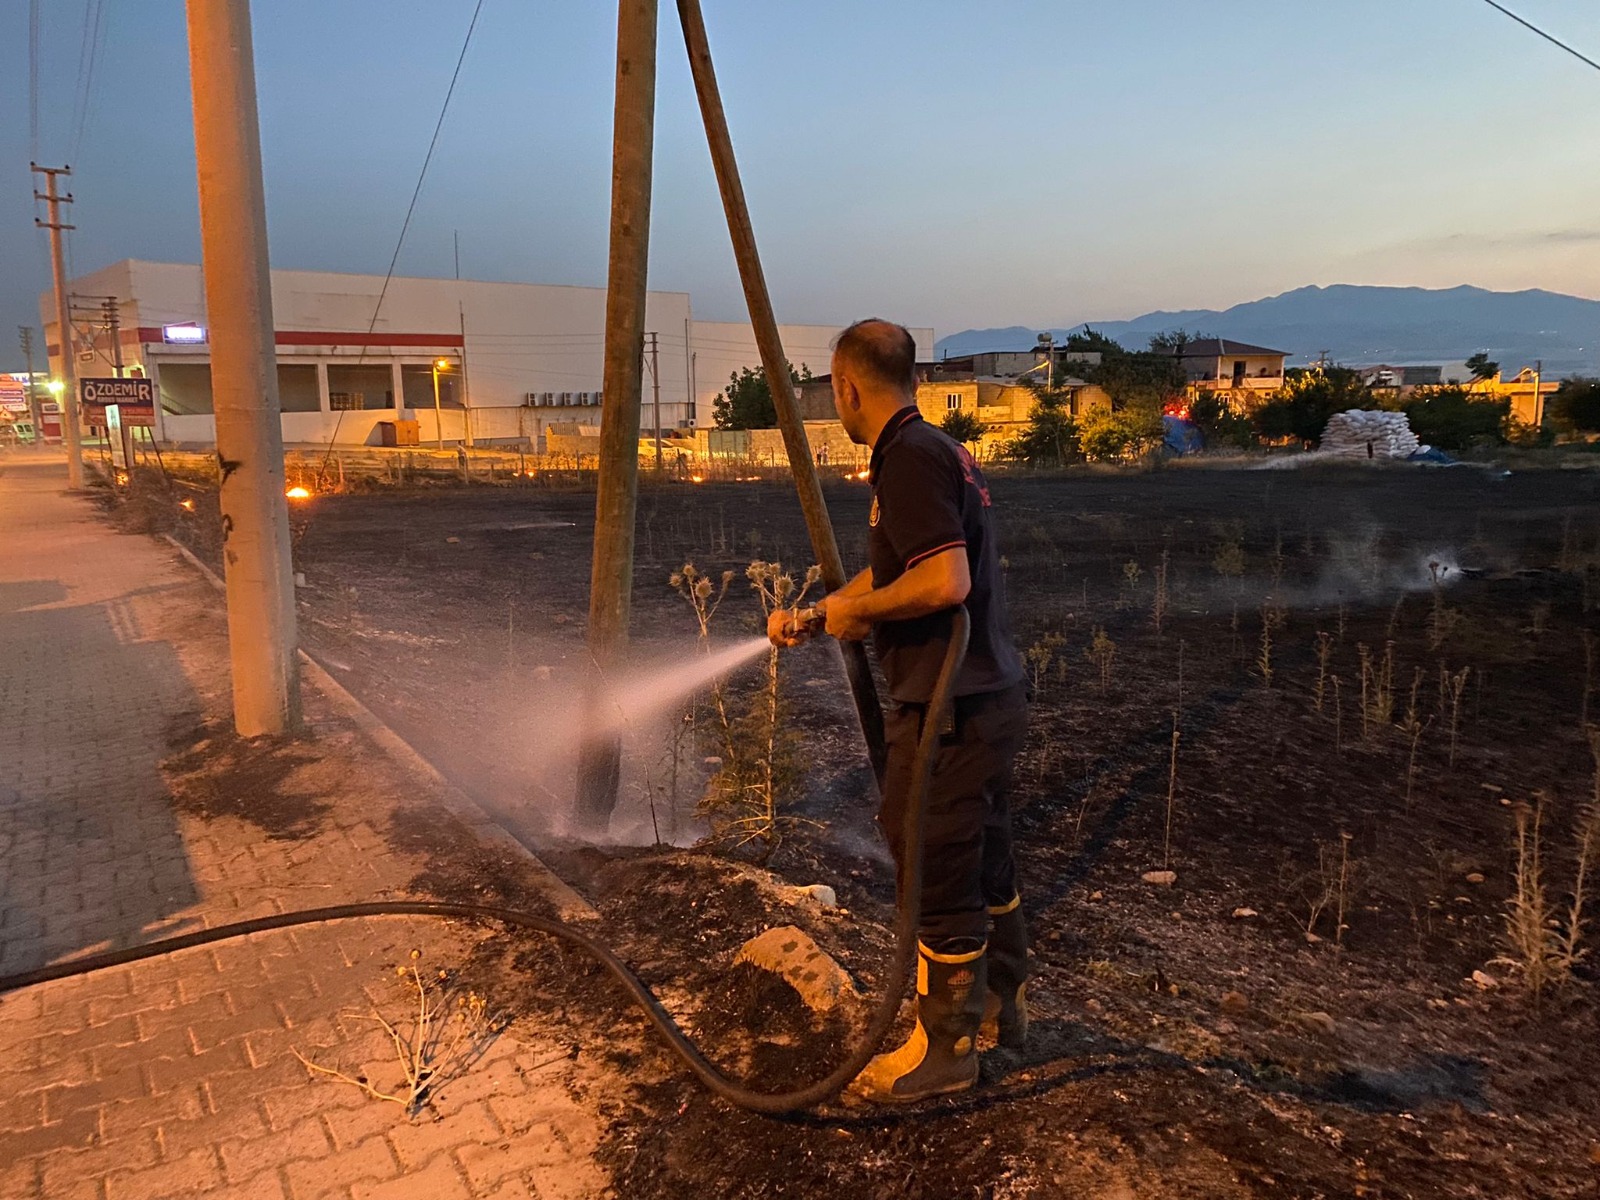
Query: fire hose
[[0, 609, 970, 1115]]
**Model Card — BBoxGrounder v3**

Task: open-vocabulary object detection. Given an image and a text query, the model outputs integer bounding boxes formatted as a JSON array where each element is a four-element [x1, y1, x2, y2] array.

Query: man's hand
[[767, 607, 815, 648], [822, 594, 873, 642]]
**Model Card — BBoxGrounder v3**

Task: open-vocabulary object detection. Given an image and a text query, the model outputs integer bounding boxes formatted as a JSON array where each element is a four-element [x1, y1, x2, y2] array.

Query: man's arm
[[766, 567, 874, 647], [824, 548, 970, 641]]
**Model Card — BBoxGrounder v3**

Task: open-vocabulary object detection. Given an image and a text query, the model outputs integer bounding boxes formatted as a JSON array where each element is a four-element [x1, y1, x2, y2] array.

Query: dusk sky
[[5, 0, 1600, 363]]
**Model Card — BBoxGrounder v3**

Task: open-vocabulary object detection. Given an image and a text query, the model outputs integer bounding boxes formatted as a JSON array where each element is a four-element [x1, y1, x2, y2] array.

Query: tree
[[1147, 328, 1206, 354], [1078, 409, 1165, 463], [713, 361, 812, 430], [1254, 366, 1370, 444], [1466, 352, 1499, 381], [1402, 386, 1509, 453], [1188, 391, 1257, 451], [1062, 326, 1123, 355], [1550, 377, 1600, 434], [1003, 388, 1079, 467], [939, 408, 988, 447]]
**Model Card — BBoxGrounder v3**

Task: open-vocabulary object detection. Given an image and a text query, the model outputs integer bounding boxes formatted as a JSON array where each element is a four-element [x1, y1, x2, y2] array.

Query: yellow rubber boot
[[850, 942, 986, 1104], [980, 897, 1029, 1050]]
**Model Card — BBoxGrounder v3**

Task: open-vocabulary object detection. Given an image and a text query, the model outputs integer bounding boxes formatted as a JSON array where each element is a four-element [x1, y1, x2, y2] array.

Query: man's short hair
[[833, 319, 916, 394]]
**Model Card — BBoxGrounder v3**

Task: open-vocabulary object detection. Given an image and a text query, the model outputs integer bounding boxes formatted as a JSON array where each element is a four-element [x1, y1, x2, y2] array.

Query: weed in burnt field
[[1024, 631, 1067, 693], [1292, 832, 1358, 948], [1399, 668, 1432, 809], [1116, 560, 1142, 611], [1086, 626, 1117, 694], [1497, 795, 1560, 997], [1427, 562, 1461, 651], [1358, 641, 1396, 739], [1152, 548, 1170, 636], [1441, 664, 1470, 767], [1314, 630, 1334, 713], [1256, 601, 1286, 689]]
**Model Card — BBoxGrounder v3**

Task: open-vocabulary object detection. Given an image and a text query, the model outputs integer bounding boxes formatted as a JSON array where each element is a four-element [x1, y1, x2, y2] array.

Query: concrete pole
[[676, 0, 887, 783], [649, 330, 663, 472], [19, 326, 43, 436], [575, 0, 657, 833], [31, 165, 84, 488], [185, 0, 301, 736]]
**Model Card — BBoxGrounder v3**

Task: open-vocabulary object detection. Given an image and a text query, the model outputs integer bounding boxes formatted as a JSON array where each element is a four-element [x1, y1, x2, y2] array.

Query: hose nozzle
[[789, 605, 826, 637]]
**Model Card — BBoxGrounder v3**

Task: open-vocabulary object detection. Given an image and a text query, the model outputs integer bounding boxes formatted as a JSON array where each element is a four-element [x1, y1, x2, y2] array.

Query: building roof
[[1170, 338, 1289, 359]]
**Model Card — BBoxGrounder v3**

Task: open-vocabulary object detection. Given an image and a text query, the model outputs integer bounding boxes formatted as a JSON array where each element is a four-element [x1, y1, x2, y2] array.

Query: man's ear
[[840, 376, 860, 411]]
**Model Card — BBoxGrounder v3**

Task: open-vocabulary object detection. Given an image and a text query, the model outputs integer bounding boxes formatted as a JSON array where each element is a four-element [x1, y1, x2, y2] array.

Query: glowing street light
[[431, 357, 453, 451], [46, 380, 64, 395]]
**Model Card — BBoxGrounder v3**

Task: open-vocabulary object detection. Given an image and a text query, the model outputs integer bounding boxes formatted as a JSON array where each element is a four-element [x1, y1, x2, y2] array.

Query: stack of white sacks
[[1319, 410, 1424, 459]]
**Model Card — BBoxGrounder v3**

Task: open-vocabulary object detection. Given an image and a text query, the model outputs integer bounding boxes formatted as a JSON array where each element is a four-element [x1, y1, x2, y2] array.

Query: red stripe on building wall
[[130, 327, 465, 349]]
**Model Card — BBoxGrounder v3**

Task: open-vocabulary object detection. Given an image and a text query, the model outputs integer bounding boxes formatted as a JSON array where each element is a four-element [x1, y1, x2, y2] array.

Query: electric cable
[[319, 0, 486, 470], [1478, 0, 1600, 74], [0, 612, 970, 1116]]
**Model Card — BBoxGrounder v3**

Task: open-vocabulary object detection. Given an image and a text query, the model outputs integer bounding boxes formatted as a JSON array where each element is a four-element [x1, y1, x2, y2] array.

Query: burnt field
[[156, 462, 1600, 1198]]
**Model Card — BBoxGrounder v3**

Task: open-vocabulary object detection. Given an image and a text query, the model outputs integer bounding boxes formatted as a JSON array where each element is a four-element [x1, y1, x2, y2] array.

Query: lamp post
[[431, 357, 450, 450]]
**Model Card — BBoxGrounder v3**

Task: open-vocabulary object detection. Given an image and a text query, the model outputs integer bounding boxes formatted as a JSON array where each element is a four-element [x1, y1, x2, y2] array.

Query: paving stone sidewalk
[[0, 455, 611, 1200]]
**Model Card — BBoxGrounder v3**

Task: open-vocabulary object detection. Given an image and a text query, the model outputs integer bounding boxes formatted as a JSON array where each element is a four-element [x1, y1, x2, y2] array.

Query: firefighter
[[769, 318, 1029, 1103]]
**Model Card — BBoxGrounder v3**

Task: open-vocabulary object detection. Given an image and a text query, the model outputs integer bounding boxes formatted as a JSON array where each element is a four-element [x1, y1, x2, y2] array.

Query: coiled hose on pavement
[[0, 611, 970, 1115]]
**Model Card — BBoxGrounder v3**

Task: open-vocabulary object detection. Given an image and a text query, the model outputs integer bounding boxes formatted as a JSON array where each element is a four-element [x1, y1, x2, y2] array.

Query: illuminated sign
[[162, 323, 207, 344]]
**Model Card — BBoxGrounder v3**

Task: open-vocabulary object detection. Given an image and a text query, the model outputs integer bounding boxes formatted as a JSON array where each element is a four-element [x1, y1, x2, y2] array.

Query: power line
[[320, 0, 485, 461], [28, 0, 40, 159], [71, 0, 110, 162], [1479, 0, 1600, 74]]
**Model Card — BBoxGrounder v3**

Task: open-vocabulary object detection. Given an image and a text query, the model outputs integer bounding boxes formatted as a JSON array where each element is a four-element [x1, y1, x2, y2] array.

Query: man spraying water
[[768, 319, 1030, 1104]]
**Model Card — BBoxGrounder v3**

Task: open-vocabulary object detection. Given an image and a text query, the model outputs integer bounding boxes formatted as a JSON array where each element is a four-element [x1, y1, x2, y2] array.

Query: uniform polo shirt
[[866, 407, 1025, 703]]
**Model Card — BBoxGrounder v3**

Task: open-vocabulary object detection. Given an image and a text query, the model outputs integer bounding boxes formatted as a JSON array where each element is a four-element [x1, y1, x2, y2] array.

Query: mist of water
[[596, 636, 773, 737]]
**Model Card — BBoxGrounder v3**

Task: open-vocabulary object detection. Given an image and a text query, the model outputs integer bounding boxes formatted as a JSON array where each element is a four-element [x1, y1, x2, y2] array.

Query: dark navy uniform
[[867, 407, 1027, 951]]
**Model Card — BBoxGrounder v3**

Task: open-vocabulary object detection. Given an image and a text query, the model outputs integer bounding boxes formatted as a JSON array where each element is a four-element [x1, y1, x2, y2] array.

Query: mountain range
[[934, 284, 1600, 377]]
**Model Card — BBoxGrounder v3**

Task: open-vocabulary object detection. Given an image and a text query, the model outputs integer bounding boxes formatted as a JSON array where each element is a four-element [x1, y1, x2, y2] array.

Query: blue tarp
[[1163, 415, 1204, 455]]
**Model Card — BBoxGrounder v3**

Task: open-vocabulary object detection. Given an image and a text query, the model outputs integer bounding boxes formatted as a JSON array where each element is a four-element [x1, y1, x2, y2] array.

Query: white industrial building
[[42, 260, 933, 449]]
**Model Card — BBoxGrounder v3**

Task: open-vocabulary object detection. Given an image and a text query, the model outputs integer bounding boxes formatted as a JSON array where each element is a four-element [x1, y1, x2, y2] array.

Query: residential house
[[1162, 338, 1288, 403]]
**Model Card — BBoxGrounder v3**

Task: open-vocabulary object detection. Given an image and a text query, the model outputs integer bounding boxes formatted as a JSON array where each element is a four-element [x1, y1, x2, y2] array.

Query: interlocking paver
[[0, 455, 610, 1197]]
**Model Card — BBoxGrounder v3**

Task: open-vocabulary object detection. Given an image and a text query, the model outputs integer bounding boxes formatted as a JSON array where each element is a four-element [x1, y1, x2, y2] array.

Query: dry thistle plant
[[1086, 626, 1117, 694], [1357, 641, 1396, 739], [670, 562, 735, 641], [293, 949, 505, 1117], [1313, 630, 1334, 713], [1332, 675, 1344, 750], [695, 560, 822, 862], [1426, 562, 1461, 651], [1554, 733, 1600, 978]]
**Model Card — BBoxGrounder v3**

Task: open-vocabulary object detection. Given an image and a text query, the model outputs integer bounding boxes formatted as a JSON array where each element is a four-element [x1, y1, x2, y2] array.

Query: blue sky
[[5, 0, 1600, 363]]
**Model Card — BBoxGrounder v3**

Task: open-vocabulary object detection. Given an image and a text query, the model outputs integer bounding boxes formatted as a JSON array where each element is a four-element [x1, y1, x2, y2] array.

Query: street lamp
[[431, 357, 451, 450]]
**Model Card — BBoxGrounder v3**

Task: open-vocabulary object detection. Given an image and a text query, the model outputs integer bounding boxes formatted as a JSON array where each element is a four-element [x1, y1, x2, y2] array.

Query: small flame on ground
[[285, 486, 312, 500]]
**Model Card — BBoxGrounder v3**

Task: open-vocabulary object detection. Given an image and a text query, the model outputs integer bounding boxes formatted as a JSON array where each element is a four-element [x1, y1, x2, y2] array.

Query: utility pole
[[31, 164, 84, 488], [18, 326, 42, 435], [647, 330, 663, 472], [102, 297, 123, 375], [676, 0, 887, 783], [575, 0, 657, 833], [1533, 359, 1544, 430], [185, 0, 301, 736]]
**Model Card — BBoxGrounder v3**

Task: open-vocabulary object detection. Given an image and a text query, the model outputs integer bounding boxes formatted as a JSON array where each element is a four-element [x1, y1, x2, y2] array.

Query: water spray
[[0, 612, 972, 1116]]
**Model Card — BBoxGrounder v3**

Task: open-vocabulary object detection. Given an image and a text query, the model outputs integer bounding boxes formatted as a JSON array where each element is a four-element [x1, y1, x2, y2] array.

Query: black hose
[[0, 611, 971, 1115]]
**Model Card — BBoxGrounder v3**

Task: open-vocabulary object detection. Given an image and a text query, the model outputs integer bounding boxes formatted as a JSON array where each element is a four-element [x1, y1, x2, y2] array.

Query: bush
[[1401, 386, 1509, 454], [1079, 409, 1164, 463], [1253, 367, 1370, 444], [1550, 378, 1600, 434], [1188, 392, 1257, 451]]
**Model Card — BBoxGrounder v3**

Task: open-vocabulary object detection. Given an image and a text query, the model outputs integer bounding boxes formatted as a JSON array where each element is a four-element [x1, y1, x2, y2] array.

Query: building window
[[277, 364, 320, 413], [158, 362, 213, 414], [327, 364, 396, 410], [400, 363, 459, 409], [946, 393, 961, 411]]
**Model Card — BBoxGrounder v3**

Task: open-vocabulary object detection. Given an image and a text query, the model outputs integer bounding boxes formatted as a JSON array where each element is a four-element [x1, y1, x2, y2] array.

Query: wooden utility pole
[[185, 0, 301, 736], [31, 164, 84, 488], [676, 0, 887, 782], [575, 0, 658, 832]]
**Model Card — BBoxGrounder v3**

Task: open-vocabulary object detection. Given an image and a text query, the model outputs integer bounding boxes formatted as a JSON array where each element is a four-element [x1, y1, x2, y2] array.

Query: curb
[[161, 534, 596, 921]]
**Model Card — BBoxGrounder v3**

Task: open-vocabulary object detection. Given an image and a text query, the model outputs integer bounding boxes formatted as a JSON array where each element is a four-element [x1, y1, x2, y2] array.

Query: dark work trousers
[[878, 683, 1029, 952]]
